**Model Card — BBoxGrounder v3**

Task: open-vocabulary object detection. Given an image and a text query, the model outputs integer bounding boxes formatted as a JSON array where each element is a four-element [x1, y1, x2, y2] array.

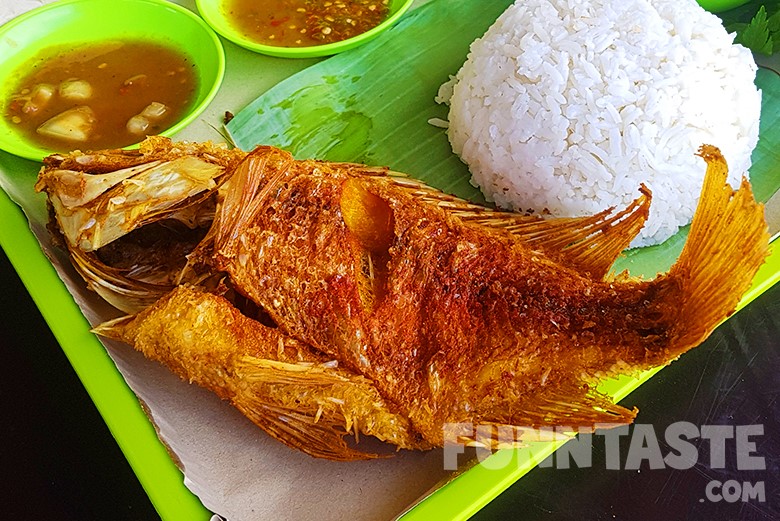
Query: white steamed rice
[[439, 0, 761, 247]]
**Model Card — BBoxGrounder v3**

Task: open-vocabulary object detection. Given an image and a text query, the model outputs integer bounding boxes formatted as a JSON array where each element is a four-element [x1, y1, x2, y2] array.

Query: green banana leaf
[[227, 0, 780, 280]]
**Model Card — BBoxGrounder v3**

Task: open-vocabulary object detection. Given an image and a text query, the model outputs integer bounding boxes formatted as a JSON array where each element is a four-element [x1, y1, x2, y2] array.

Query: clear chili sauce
[[227, 0, 390, 47]]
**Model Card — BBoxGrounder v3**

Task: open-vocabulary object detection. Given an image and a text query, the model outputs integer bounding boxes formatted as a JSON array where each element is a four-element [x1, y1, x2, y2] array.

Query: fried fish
[[39, 139, 768, 458], [207, 144, 768, 446]]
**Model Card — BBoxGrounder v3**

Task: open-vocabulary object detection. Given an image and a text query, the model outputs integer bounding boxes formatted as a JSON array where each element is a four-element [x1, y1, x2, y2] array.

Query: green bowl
[[696, 0, 752, 12], [196, 0, 415, 58], [0, 0, 225, 162]]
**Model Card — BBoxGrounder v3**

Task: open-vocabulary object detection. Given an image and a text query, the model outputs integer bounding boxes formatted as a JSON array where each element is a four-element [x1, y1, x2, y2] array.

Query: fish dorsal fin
[[372, 171, 651, 279], [462, 188, 651, 279]]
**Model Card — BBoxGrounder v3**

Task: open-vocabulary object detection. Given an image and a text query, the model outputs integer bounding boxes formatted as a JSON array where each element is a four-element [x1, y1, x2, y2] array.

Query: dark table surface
[[1, 243, 778, 520]]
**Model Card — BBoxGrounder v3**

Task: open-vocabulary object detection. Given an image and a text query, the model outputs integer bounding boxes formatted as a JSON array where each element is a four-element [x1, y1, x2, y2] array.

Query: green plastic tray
[[2, 0, 780, 519]]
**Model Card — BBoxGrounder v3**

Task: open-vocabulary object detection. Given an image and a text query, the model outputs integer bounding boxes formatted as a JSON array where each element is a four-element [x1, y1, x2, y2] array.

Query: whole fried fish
[[204, 143, 768, 446], [40, 139, 768, 458]]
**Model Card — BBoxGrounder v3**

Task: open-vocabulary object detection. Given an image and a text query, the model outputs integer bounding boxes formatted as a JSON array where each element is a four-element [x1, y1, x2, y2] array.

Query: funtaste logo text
[[443, 422, 767, 503]]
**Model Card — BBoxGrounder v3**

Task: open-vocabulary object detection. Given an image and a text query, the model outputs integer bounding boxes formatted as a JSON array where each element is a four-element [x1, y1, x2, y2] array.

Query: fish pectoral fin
[[233, 356, 428, 459], [236, 400, 384, 461], [213, 146, 295, 262], [380, 171, 650, 279], [233, 357, 384, 460], [340, 178, 395, 252]]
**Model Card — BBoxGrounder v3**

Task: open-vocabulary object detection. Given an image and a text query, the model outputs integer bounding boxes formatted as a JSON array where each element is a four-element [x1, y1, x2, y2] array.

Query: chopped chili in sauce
[[227, 0, 390, 47]]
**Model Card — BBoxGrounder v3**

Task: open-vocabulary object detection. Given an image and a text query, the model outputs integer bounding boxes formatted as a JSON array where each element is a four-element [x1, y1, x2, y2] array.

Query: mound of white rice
[[439, 0, 761, 247]]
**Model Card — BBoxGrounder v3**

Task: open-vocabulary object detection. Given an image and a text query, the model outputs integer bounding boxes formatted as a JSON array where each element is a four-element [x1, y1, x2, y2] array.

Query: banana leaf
[[227, 0, 780, 280]]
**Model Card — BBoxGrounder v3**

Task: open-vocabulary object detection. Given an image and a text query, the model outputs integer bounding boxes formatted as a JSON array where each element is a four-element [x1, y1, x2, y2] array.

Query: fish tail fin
[[662, 145, 768, 356]]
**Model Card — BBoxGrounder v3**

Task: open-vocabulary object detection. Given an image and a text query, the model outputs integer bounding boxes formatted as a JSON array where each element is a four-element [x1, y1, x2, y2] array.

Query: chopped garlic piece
[[140, 102, 169, 120], [126, 115, 150, 135], [31, 83, 56, 105], [59, 79, 93, 100], [37, 106, 96, 142]]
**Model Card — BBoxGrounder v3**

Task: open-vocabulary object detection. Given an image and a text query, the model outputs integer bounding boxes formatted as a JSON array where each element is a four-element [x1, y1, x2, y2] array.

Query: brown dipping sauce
[[4, 40, 198, 152], [226, 0, 390, 47]]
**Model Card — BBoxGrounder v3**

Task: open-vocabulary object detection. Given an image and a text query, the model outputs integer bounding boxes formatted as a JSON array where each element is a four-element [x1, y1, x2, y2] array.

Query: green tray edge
[[0, 188, 211, 520]]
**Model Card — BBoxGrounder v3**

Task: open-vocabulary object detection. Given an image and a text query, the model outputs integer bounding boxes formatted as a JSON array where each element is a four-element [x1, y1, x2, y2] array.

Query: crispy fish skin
[[35, 137, 246, 313], [39, 135, 245, 175], [35, 136, 245, 252], [212, 145, 768, 446], [95, 285, 430, 460]]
